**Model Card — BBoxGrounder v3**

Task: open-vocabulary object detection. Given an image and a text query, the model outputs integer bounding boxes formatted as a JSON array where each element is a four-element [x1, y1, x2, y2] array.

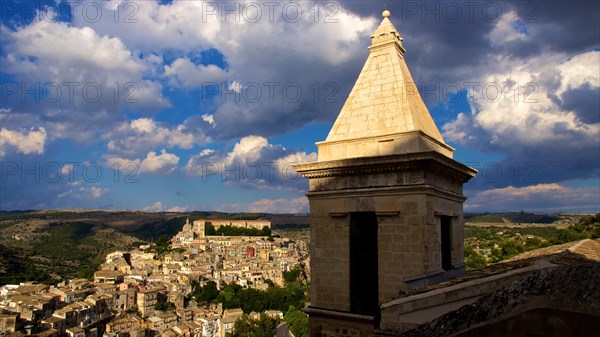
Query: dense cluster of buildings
[[0, 219, 309, 337]]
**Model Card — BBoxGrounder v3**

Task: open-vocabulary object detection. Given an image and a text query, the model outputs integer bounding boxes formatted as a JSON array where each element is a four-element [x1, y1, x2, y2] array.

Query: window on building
[[441, 216, 452, 270], [350, 212, 379, 315]]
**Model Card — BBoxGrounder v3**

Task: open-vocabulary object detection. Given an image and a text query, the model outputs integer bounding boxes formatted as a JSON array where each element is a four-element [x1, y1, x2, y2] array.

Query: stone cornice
[[306, 184, 468, 203], [292, 151, 477, 182]]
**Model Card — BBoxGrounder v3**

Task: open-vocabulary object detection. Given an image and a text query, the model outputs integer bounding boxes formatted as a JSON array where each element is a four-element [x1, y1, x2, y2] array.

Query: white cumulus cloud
[[104, 118, 207, 157], [57, 182, 108, 200], [68, 0, 378, 140], [443, 50, 600, 185], [489, 10, 528, 46], [139, 149, 180, 174], [144, 201, 188, 212], [0, 127, 47, 157], [185, 135, 315, 191], [219, 197, 308, 213], [72, 0, 222, 51], [1, 7, 170, 143], [164, 58, 229, 88], [466, 183, 600, 213], [106, 149, 180, 175]]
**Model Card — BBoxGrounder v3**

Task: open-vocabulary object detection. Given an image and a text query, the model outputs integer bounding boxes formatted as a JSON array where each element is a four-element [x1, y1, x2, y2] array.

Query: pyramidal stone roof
[[317, 10, 454, 161]]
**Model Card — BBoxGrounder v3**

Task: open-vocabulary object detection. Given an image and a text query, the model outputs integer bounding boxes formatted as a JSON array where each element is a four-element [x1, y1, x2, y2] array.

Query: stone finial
[[370, 9, 403, 50]]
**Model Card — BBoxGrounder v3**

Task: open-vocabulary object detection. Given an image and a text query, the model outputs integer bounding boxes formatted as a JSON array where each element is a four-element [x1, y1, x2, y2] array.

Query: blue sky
[[1, 0, 599, 213]]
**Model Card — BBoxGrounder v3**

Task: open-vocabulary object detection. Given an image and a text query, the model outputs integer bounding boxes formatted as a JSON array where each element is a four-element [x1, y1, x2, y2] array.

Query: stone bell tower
[[293, 10, 476, 337]]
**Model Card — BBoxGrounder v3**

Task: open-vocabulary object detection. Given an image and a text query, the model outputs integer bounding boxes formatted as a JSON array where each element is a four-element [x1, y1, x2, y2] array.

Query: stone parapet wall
[[378, 262, 551, 332]]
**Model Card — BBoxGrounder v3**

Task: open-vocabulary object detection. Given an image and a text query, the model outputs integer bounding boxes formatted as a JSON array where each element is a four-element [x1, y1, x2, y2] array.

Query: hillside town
[[0, 219, 310, 337]]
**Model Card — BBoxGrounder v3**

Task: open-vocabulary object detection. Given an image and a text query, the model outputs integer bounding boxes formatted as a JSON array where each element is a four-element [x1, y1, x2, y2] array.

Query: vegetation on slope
[[550, 213, 600, 243], [285, 306, 308, 337], [0, 243, 54, 285], [0, 210, 297, 285], [189, 269, 308, 314], [0, 213, 145, 285], [231, 313, 280, 337], [465, 213, 599, 270], [144, 235, 184, 256], [189, 266, 309, 337]]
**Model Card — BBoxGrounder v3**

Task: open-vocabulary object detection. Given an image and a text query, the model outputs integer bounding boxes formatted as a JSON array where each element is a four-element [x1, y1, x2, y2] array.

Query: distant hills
[[0, 209, 585, 285], [0, 210, 311, 285], [464, 212, 588, 224]]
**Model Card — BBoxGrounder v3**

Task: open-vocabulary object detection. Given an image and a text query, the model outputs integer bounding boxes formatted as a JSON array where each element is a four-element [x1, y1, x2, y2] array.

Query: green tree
[[550, 228, 590, 245], [500, 239, 524, 259], [77, 266, 97, 280], [205, 223, 216, 236], [208, 225, 269, 237], [255, 313, 278, 337], [283, 267, 301, 285], [145, 235, 176, 256], [260, 226, 271, 236], [217, 281, 308, 314], [489, 247, 503, 263], [592, 226, 600, 239], [464, 247, 487, 271], [191, 281, 220, 304], [548, 213, 599, 244], [217, 283, 242, 309], [580, 213, 600, 227], [524, 237, 550, 250], [285, 306, 308, 337], [232, 314, 254, 337], [155, 235, 171, 247], [154, 301, 175, 311], [232, 313, 279, 337]]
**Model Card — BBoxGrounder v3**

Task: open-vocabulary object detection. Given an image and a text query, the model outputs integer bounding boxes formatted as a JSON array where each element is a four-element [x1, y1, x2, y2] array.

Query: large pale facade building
[[173, 218, 271, 246], [294, 10, 476, 336]]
